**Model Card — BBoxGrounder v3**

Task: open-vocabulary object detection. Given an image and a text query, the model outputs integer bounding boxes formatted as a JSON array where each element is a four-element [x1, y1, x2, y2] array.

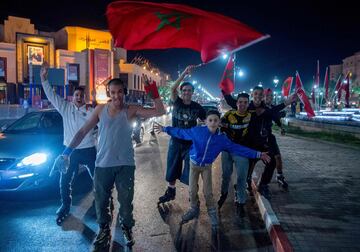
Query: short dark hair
[[74, 86, 85, 93], [107, 78, 128, 95], [108, 78, 125, 88], [237, 93, 250, 100], [179, 82, 194, 91], [253, 86, 264, 91], [206, 110, 221, 119]]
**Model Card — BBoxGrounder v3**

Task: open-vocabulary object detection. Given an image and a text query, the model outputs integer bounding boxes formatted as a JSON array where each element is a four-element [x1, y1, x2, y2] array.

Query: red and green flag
[[106, 1, 269, 63], [282, 77, 293, 97], [295, 72, 315, 118], [219, 54, 235, 95]]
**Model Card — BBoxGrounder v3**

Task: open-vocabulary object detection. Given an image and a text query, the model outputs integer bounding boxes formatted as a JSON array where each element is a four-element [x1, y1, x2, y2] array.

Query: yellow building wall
[[64, 27, 112, 52]]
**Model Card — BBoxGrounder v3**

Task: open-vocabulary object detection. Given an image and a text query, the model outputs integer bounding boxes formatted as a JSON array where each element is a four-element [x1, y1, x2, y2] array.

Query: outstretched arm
[[222, 91, 237, 110], [66, 105, 103, 150], [40, 62, 68, 113], [170, 65, 196, 102], [129, 75, 166, 119], [154, 122, 194, 141]]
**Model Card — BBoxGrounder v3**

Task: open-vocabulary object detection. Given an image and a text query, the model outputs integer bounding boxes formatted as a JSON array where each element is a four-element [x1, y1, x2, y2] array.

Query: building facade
[[0, 16, 167, 105], [328, 51, 360, 105]]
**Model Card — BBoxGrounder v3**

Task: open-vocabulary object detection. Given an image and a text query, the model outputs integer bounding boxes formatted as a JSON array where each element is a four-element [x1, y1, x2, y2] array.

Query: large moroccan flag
[[282, 77, 293, 97], [219, 54, 235, 95], [107, 1, 269, 63], [295, 72, 315, 118]]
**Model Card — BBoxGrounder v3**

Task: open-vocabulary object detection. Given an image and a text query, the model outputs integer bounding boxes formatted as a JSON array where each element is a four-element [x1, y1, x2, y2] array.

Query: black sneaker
[[158, 187, 176, 204], [276, 174, 289, 190], [235, 202, 246, 218], [93, 224, 111, 251], [121, 224, 135, 247], [258, 184, 271, 200], [217, 192, 228, 210]]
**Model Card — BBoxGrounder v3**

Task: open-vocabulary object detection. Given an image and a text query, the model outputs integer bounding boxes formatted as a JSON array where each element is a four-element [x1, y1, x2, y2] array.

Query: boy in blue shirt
[[154, 110, 270, 229]]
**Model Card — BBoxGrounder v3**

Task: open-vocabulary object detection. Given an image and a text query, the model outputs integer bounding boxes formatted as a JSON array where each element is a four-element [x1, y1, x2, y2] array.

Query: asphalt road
[[0, 124, 272, 252]]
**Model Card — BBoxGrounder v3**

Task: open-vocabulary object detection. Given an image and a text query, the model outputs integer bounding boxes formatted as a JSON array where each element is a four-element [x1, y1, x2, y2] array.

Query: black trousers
[[59, 146, 96, 209]]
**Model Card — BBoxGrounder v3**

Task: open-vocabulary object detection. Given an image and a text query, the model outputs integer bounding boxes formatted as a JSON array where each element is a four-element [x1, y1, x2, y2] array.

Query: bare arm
[[170, 65, 196, 102], [129, 97, 166, 119], [67, 105, 103, 149]]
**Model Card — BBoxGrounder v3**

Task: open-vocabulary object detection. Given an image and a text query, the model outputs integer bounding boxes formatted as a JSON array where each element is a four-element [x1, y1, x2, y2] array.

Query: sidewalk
[[253, 134, 360, 251]]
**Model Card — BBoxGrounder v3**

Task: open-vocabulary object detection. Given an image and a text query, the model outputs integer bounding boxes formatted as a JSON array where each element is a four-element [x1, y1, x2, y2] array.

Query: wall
[[0, 42, 16, 83]]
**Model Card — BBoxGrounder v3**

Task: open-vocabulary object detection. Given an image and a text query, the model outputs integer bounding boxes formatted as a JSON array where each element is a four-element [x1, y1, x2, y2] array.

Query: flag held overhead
[[106, 1, 269, 63]]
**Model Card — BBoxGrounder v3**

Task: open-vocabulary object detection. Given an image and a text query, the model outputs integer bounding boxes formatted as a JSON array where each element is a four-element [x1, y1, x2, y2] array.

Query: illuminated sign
[[65, 27, 112, 52]]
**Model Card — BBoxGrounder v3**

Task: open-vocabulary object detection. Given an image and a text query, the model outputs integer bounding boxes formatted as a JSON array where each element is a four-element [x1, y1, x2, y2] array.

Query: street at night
[[1, 1, 360, 251]]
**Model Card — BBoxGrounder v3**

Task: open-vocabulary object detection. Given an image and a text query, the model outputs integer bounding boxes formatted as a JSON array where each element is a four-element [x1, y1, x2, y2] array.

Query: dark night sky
[[1, 0, 359, 96]]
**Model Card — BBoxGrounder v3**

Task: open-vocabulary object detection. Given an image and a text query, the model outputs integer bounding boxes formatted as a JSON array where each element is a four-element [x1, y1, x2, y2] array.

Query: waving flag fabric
[[219, 54, 235, 95], [107, 1, 269, 63], [295, 72, 315, 118], [282, 77, 293, 97]]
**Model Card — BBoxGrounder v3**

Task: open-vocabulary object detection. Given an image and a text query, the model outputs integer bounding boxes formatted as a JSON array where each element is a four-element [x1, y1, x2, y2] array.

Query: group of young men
[[41, 61, 294, 250]]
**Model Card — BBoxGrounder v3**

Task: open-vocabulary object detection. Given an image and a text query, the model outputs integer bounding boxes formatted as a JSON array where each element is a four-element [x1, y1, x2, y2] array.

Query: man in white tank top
[[56, 76, 165, 250]]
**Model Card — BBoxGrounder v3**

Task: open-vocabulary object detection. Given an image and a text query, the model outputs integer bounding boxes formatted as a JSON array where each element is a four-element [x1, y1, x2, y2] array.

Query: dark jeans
[[59, 146, 96, 209], [166, 137, 191, 185], [94, 165, 135, 228], [248, 153, 277, 186]]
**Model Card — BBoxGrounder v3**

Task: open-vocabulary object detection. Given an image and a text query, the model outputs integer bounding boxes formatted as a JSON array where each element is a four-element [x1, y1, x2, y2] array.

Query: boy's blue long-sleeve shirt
[[163, 126, 261, 167]]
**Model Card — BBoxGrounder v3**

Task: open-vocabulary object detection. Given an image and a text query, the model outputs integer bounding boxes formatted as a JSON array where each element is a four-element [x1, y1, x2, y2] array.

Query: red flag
[[107, 1, 269, 63], [282, 77, 293, 97], [324, 66, 329, 100], [295, 72, 315, 118], [219, 54, 235, 95], [334, 74, 343, 101]]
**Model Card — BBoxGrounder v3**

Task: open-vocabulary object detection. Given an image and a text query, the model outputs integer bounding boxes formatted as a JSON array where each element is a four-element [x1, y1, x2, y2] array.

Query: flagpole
[[233, 53, 236, 92]]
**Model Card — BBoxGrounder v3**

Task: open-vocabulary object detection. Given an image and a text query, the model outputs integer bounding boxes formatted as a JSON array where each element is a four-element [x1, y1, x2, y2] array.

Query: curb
[[251, 180, 293, 252]]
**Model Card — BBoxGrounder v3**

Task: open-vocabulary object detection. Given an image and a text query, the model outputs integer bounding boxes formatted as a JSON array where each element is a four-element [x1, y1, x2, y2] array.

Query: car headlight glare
[[17, 153, 48, 167], [132, 121, 138, 128]]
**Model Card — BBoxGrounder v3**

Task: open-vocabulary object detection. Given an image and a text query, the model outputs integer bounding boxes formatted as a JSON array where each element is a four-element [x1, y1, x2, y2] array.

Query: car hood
[[0, 132, 63, 159]]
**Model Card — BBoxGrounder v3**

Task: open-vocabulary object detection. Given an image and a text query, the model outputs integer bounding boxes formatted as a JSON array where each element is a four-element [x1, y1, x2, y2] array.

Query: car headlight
[[132, 121, 138, 128], [17, 153, 48, 167]]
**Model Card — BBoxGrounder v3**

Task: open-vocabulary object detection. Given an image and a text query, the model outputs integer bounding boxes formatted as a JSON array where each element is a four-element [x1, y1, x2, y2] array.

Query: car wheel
[[134, 127, 144, 144]]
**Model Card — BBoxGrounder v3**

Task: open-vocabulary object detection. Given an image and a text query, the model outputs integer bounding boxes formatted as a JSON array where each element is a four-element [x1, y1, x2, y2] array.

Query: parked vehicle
[[131, 117, 154, 144], [0, 110, 63, 191]]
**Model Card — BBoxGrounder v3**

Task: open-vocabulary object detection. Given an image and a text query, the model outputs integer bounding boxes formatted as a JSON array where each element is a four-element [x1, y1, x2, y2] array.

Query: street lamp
[[273, 76, 279, 87], [238, 69, 244, 77]]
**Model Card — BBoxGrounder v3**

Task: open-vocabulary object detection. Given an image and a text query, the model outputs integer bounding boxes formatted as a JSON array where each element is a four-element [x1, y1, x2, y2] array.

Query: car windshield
[[4, 112, 63, 134]]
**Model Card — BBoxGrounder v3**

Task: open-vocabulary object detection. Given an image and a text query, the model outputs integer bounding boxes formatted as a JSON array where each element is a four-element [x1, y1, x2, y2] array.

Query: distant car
[[0, 110, 63, 192], [131, 117, 154, 144]]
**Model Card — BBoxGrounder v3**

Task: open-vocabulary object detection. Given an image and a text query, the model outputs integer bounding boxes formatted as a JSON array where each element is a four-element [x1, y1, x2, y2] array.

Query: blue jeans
[[166, 137, 191, 185], [220, 151, 249, 204]]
